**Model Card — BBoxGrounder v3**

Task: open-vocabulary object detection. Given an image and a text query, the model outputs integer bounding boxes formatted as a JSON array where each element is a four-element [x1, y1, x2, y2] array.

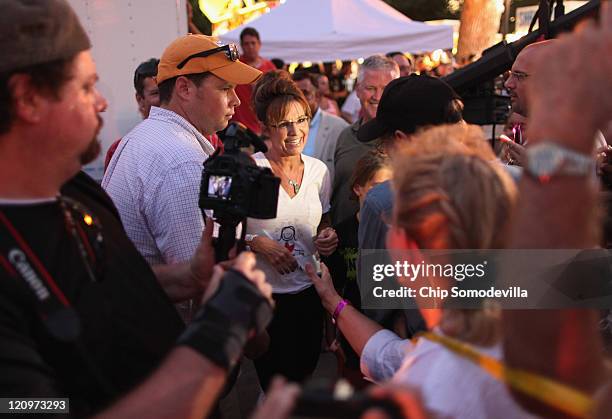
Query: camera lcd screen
[[207, 175, 232, 200]]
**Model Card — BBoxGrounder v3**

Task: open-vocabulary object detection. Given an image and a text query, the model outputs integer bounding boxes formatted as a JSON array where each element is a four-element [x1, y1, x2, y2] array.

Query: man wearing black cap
[[357, 74, 463, 252], [0, 1, 273, 417], [356, 75, 463, 334], [331, 55, 399, 226]]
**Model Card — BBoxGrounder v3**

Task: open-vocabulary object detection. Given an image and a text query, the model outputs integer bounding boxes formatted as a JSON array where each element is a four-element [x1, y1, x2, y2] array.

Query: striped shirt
[[102, 106, 214, 266]]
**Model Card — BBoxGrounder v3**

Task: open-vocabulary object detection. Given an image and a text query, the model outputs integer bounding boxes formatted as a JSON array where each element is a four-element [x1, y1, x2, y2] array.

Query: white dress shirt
[[102, 106, 214, 266], [361, 329, 536, 419]]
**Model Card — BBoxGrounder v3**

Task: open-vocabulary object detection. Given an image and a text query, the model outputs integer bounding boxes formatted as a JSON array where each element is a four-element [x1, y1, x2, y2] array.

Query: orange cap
[[157, 34, 262, 85]]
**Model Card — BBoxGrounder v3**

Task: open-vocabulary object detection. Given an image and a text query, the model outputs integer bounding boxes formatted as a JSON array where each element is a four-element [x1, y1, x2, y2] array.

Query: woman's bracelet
[[332, 299, 349, 324]]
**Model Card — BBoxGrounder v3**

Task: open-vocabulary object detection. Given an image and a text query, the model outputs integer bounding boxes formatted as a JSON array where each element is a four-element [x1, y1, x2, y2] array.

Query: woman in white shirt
[[308, 125, 536, 419], [247, 71, 338, 390]]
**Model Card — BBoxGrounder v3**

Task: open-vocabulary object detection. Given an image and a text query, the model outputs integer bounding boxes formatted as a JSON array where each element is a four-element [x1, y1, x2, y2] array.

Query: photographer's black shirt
[[0, 172, 184, 416]]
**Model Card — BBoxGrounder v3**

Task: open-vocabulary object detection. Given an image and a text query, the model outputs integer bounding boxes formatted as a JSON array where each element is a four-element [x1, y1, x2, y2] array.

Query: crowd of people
[[1, 1, 612, 418]]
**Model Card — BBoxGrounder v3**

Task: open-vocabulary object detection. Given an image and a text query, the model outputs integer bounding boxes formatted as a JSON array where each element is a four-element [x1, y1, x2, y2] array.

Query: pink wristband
[[332, 299, 349, 324]]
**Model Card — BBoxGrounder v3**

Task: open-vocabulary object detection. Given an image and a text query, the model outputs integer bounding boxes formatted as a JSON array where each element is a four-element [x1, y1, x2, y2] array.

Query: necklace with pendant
[[272, 160, 302, 195], [288, 179, 300, 194]]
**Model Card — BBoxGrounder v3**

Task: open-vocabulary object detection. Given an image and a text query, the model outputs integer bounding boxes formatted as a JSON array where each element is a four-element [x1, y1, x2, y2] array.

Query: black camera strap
[[0, 209, 116, 399]]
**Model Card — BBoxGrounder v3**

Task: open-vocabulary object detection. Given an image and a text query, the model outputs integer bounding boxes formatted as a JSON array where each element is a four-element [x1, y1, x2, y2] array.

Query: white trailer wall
[[68, 0, 187, 180]]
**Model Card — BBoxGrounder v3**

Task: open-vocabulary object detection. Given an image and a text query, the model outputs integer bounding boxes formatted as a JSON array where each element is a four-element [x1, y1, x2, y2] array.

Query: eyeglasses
[[507, 70, 529, 82], [268, 116, 310, 130], [177, 43, 239, 70]]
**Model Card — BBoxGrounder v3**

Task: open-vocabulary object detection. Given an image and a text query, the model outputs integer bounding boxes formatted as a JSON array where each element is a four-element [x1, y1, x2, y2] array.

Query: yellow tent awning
[[199, 0, 269, 24]]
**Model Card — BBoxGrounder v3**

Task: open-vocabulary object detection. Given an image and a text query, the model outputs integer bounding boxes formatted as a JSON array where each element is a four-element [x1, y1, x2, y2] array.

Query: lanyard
[[419, 331, 594, 418], [58, 196, 104, 283], [0, 210, 80, 341], [0, 205, 115, 398]]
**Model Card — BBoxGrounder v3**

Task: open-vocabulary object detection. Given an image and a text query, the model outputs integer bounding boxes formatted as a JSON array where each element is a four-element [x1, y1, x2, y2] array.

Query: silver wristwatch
[[244, 234, 258, 251], [525, 142, 594, 182]]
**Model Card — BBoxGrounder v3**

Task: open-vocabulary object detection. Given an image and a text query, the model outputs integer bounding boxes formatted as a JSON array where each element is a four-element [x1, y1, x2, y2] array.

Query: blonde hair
[[393, 124, 515, 249], [392, 124, 516, 345]]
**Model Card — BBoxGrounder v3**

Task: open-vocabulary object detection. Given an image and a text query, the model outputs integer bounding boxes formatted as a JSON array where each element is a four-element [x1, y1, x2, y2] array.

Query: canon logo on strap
[[8, 249, 50, 301]]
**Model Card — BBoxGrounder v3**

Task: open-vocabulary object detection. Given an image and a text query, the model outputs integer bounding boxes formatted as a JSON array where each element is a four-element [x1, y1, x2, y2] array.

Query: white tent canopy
[[219, 0, 453, 63]]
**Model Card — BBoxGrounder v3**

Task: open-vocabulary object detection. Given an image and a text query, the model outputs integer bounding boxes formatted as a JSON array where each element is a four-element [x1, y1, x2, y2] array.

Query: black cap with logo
[[357, 74, 461, 143]]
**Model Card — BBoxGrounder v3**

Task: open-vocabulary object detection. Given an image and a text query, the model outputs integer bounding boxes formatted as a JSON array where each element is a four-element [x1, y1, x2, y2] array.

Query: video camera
[[443, 0, 600, 126], [199, 122, 280, 261]]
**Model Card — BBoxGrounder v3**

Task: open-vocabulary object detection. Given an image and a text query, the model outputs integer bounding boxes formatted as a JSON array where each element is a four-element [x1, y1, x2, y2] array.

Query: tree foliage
[[189, 0, 212, 35], [456, 0, 504, 62], [383, 0, 543, 22]]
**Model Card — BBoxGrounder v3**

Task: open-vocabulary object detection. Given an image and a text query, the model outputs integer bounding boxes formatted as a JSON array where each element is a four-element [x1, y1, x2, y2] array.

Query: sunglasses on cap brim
[[176, 43, 239, 70]]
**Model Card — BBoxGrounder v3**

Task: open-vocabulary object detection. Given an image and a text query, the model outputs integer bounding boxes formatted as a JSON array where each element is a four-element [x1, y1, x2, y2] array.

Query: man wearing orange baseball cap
[[103, 35, 262, 321]]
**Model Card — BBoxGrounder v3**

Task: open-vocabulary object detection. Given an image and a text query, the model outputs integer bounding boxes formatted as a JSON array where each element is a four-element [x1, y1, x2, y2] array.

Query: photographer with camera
[[502, 2, 612, 417], [244, 70, 339, 391], [502, 40, 608, 166], [102, 33, 262, 321], [0, 1, 275, 417]]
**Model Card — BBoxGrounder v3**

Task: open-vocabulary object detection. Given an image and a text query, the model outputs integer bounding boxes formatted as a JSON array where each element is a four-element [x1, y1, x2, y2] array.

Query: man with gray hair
[[331, 54, 399, 225]]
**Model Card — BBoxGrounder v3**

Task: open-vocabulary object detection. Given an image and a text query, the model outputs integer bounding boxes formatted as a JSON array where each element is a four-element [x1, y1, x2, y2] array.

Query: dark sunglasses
[[177, 43, 239, 70]]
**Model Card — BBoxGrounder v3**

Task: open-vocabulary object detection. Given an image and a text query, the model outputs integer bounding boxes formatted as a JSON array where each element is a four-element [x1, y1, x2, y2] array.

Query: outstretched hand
[[305, 262, 340, 314], [500, 135, 526, 166]]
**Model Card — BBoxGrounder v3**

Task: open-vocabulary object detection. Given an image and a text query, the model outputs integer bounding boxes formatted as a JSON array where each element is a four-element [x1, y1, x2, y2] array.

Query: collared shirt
[[361, 329, 535, 419], [358, 180, 392, 251], [102, 106, 215, 266], [341, 90, 361, 123], [331, 119, 376, 225], [303, 108, 322, 157]]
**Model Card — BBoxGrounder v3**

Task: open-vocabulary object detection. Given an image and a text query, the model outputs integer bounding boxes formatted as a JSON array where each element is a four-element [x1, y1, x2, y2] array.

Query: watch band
[[244, 234, 258, 251], [526, 142, 594, 183]]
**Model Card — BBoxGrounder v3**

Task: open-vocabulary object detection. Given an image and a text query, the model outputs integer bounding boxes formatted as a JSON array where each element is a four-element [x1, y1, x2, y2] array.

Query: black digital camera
[[199, 122, 280, 261], [292, 378, 406, 419], [199, 123, 279, 220]]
